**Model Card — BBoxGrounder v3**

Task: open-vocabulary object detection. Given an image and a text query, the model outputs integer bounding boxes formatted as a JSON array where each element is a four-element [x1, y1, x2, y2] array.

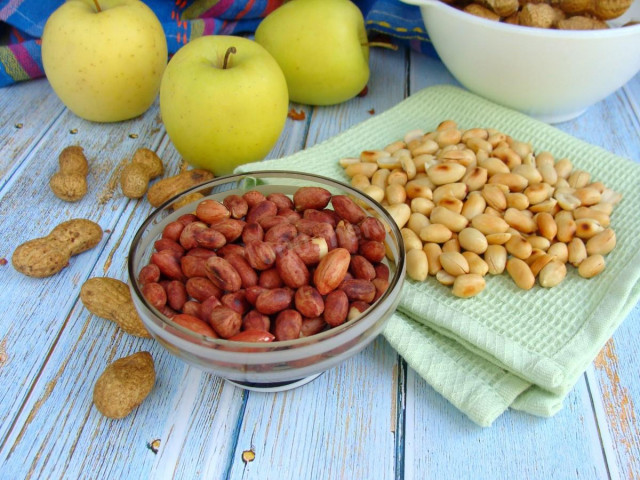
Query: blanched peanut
[[484, 245, 507, 275], [556, 215, 576, 243], [578, 254, 605, 278], [586, 228, 616, 256], [535, 212, 557, 240], [433, 183, 467, 202], [351, 174, 370, 191], [427, 163, 466, 185], [361, 150, 389, 163], [419, 224, 453, 243], [337, 121, 621, 297], [488, 172, 528, 192], [528, 198, 557, 214], [574, 218, 604, 239], [362, 185, 385, 203], [452, 273, 486, 298], [401, 228, 423, 252], [529, 253, 555, 277], [411, 197, 435, 216], [505, 235, 533, 260], [440, 251, 470, 276], [437, 196, 464, 214], [485, 232, 511, 245], [482, 184, 507, 211], [462, 251, 489, 276], [538, 164, 558, 185], [463, 167, 488, 191], [535, 151, 554, 168], [574, 187, 601, 206], [385, 203, 411, 229], [506, 258, 535, 290], [568, 238, 587, 266], [555, 158, 573, 178], [423, 243, 443, 275], [458, 227, 488, 254], [568, 170, 590, 189], [442, 237, 461, 253], [461, 192, 486, 220], [430, 206, 469, 232], [513, 164, 542, 184], [471, 214, 510, 235], [574, 206, 610, 227], [406, 249, 429, 281], [384, 140, 406, 154], [388, 170, 409, 186], [506, 192, 529, 210], [555, 191, 581, 211], [405, 178, 434, 199], [480, 157, 510, 176], [436, 269, 456, 286], [504, 208, 537, 233], [538, 260, 567, 288], [345, 162, 378, 178], [372, 168, 391, 189], [386, 183, 407, 205], [407, 212, 430, 235], [547, 242, 569, 263]]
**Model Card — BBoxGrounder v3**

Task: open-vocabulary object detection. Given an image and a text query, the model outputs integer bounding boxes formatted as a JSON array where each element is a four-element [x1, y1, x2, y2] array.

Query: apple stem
[[93, 0, 101, 12], [363, 41, 398, 51], [223, 47, 237, 70]]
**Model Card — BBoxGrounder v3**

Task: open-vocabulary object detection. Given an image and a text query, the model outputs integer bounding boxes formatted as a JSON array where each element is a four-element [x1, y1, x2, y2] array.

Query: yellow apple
[[41, 0, 167, 122], [255, 0, 369, 106], [159, 35, 289, 176]]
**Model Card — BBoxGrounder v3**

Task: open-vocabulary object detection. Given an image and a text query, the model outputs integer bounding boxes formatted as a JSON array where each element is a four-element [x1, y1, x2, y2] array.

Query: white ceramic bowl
[[403, 0, 640, 123]]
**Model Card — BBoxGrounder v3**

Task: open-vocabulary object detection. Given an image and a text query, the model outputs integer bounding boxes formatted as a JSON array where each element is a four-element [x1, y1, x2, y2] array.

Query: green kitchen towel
[[235, 85, 640, 426]]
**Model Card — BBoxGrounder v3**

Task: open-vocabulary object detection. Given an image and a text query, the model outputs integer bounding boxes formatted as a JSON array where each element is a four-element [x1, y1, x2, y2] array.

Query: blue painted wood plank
[[404, 368, 609, 479], [0, 95, 167, 458], [0, 78, 65, 188], [0, 41, 638, 480], [225, 46, 408, 480], [583, 73, 640, 480], [227, 338, 400, 480]]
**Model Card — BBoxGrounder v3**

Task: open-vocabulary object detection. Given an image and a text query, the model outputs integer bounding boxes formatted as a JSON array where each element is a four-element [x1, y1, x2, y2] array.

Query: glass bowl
[[128, 171, 406, 392]]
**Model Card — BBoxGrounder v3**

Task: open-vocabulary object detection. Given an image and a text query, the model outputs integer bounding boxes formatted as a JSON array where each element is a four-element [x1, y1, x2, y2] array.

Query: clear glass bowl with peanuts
[[402, 0, 640, 123], [128, 171, 406, 392]]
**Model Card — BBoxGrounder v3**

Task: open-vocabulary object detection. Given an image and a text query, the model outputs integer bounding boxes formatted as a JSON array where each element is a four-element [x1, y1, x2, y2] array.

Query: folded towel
[[236, 85, 640, 426]]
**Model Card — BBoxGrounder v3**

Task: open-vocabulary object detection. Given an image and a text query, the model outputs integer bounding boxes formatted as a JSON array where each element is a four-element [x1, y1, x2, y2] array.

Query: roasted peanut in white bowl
[[402, 0, 640, 123]]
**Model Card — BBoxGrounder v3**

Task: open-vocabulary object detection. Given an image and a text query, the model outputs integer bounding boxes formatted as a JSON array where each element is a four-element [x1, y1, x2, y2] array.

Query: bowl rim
[[128, 169, 406, 351], [402, 0, 640, 38]]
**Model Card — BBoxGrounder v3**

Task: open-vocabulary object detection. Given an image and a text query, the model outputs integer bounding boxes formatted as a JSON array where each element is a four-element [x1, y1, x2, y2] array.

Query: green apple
[[159, 35, 289, 176], [255, 0, 369, 106], [41, 0, 167, 122]]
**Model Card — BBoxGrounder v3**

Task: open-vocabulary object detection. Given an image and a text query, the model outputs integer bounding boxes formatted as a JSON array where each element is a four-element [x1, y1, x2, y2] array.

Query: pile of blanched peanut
[[339, 120, 621, 298], [445, 0, 634, 30]]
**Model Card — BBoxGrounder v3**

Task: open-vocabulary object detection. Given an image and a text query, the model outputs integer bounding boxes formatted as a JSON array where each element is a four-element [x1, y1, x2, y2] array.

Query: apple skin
[[159, 35, 289, 176], [41, 0, 167, 123], [255, 0, 370, 106]]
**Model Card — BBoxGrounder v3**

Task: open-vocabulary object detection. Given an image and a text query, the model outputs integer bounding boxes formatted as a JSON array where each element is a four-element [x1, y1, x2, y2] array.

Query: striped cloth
[[0, 0, 431, 87]]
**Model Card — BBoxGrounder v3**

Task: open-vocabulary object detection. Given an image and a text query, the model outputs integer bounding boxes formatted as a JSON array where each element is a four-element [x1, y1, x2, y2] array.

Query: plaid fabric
[[0, 0, 430, 87]]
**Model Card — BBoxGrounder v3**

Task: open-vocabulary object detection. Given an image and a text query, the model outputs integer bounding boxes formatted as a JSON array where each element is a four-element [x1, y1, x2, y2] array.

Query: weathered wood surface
[[0, 45, 638, 480]]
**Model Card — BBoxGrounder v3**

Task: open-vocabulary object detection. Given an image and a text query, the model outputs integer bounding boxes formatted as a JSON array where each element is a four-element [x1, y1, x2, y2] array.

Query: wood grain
[[0, 41, 638, 479]]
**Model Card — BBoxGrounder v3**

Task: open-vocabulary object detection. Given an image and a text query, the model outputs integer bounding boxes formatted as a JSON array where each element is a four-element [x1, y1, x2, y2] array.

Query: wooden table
[[0, 45, 639, 480]]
